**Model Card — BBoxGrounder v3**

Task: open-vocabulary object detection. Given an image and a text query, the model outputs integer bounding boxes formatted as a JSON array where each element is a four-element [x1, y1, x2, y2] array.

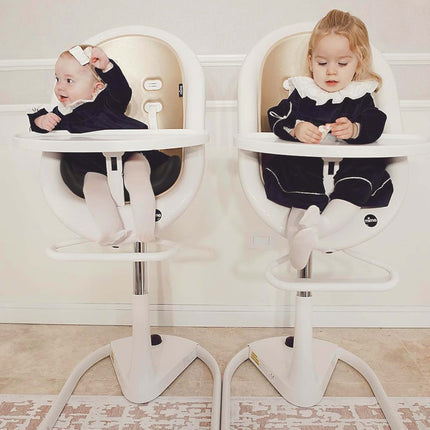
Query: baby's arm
[[91, 47, 132, 113], [268, 91, 322, 144], [89, 47, 113, 73], [28, 109, 61, 133], [293, 122, 323, 144], [268, 99, 298, 141], [328, 95, 387, 144], [328, 117, 358, 140], [34, 112, 62, 131]]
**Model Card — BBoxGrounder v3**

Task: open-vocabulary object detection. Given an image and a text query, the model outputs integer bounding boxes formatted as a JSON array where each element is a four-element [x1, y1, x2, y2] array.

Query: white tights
[[83, 153, 155, 246], [287, 200, 360, 270]]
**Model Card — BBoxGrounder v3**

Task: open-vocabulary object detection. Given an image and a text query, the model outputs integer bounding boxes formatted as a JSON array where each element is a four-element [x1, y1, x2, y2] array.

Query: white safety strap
[[103, 152, 125, 207], [323, 157, 341, 195], [144, 102, 162, 129]]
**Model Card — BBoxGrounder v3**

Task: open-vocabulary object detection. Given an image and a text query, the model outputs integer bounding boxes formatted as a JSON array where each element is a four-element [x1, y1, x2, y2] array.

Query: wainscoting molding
[[1, 52, 430, 71], [1, 301, 429, 327]]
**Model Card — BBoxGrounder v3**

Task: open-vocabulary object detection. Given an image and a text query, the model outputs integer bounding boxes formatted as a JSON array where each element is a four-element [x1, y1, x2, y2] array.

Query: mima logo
[[364, 214, 377, 227]]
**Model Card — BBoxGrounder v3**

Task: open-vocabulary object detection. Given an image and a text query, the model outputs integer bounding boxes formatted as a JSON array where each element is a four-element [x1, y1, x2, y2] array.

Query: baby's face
[[309, 33, 358, 93], [54, 55, 101, 106]]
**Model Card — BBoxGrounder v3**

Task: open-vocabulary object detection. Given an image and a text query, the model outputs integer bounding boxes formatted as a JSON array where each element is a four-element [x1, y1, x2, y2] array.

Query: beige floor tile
[[0, 377, 65, 394], [395, 328, 430, 378], [0, 324, 428, 398]]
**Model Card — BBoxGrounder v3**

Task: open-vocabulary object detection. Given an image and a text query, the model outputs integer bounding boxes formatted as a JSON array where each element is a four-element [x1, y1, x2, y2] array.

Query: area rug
[[0, 395, 428, 429]]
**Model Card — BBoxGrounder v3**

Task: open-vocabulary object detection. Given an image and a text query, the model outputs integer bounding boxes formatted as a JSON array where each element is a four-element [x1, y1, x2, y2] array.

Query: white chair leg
[[37, 344, 111, 430], [197, 345, 222, 430], [221, 343, 406, 430], [221, 288, 406, 429], [338, 348, 407, 430], [221, 347, 249, 430], [39, 244, 221, 429]]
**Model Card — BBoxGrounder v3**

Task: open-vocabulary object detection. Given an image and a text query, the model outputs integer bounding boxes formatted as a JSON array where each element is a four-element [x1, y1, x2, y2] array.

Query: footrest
[[265, 249, 399, 291], [47, 238, 179, 261]]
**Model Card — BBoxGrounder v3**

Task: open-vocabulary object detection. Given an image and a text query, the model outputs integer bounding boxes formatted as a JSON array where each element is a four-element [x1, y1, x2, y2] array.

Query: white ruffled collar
[[57, 98, 94, 115], [286, 76, 378, 106], [57, 85, 106, 115]]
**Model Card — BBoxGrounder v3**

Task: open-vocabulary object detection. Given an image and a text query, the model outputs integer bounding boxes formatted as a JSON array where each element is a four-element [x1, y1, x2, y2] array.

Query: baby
[[266, 10, 393, 269], [29, 46, 169, 245]]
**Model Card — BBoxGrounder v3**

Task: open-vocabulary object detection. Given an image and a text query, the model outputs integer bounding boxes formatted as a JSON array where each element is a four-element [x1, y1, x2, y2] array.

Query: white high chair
[[14, 26, 221, 430], [221, 23, 430, 430]]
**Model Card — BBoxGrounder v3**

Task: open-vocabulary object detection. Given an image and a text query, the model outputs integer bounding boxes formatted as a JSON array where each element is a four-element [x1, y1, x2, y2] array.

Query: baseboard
[[0, 302, 429, 327]]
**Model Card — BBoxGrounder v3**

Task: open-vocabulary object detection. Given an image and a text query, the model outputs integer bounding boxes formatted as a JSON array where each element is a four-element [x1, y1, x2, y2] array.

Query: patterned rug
[[0, 395, 428, 429]]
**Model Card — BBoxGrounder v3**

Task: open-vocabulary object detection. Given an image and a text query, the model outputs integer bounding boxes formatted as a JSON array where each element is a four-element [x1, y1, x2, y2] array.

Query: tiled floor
[[0, 324, 429, 397]]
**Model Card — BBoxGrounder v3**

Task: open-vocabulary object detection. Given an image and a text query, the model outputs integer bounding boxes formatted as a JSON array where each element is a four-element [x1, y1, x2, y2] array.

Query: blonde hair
[[308, 10, 382, 90], [59, 45, 103, 83]]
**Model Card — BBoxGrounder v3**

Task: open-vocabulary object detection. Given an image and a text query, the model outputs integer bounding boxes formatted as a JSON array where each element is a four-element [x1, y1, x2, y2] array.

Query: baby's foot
[[299, 205, 321, 228], [289, 227, 318, 270]]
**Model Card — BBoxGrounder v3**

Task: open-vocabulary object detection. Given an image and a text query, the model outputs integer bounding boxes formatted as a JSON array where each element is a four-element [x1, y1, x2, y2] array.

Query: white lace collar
[[57, 85, 106, 115], [286, 76, 378, 106]]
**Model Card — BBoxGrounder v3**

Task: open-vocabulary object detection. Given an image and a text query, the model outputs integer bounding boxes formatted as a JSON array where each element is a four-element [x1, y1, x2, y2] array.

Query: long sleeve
[[267, 97, 298, 141], [345, 93, 387, 145], [27, 109, 50, 133], [28, 106, 67, 133], [96, 60, 132, 114]]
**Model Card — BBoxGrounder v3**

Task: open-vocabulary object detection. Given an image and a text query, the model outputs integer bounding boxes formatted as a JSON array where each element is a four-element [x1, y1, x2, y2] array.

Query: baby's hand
[[89, 47, 111, 72], [34, 113, 61, 131], [328, 117, 355, 140], [294, 121, 322, 144]]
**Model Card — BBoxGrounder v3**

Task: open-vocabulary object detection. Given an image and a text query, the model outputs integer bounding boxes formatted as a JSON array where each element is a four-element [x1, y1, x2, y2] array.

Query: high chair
[[14, 26, 221, 430], [221, 23, 430, 430]]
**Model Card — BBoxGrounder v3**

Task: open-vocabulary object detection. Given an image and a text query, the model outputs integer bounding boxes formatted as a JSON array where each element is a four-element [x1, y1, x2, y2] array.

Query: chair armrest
[[13, 129, 209, 152], [235, 132, 430, 158]]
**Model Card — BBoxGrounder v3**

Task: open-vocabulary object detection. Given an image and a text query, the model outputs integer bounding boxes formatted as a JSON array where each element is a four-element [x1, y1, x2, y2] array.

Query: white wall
[[1, 0, 430, 327]]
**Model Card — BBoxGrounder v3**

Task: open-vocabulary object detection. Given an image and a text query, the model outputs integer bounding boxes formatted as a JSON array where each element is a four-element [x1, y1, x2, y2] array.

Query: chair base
[[38, 337, 221, 430], [111, 334, 198, 403], [221, 293, 406, 430], [248, 336, 338, 406], [38, 294, 221, 430], [222, 338, 406, 429]]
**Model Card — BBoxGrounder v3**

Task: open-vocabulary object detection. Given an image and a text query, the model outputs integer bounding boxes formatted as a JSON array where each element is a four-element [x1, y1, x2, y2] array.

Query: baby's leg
[[83, 172, 129, 246], [300, 199, 360, 238], [289, 199, 360, 270], [286, 207, 306, 243], [124, 153, 155, 243], [288, 198, 360, 270], [289, 226, 318, 270], [286, 207, 315, 270]]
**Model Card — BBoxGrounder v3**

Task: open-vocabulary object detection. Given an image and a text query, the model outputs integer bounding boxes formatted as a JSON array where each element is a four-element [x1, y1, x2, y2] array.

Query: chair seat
[[60, 154, 182, 200], [151, 155, 182, 195]]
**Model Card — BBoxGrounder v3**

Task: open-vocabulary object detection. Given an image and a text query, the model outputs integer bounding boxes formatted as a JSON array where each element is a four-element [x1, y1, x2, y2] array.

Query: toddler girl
[[28, 45, 169, 245], [265, 9, 393, 270]]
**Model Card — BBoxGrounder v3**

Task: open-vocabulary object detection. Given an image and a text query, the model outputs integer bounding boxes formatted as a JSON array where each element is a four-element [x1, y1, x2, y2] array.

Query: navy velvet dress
[[264, 77, 393, 211], [28, 60, 169, 198]]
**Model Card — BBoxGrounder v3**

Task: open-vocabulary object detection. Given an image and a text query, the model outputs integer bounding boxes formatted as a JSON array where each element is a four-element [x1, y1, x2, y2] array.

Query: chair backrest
[[237, 23, 407, 251], [259, 32, 311, 132], [41, 26, 206, 242], [98, 35, 184, 131]]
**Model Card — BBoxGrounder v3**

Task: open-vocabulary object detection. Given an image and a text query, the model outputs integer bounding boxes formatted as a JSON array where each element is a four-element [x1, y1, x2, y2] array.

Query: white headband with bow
[[68, 46, 92, 65]]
